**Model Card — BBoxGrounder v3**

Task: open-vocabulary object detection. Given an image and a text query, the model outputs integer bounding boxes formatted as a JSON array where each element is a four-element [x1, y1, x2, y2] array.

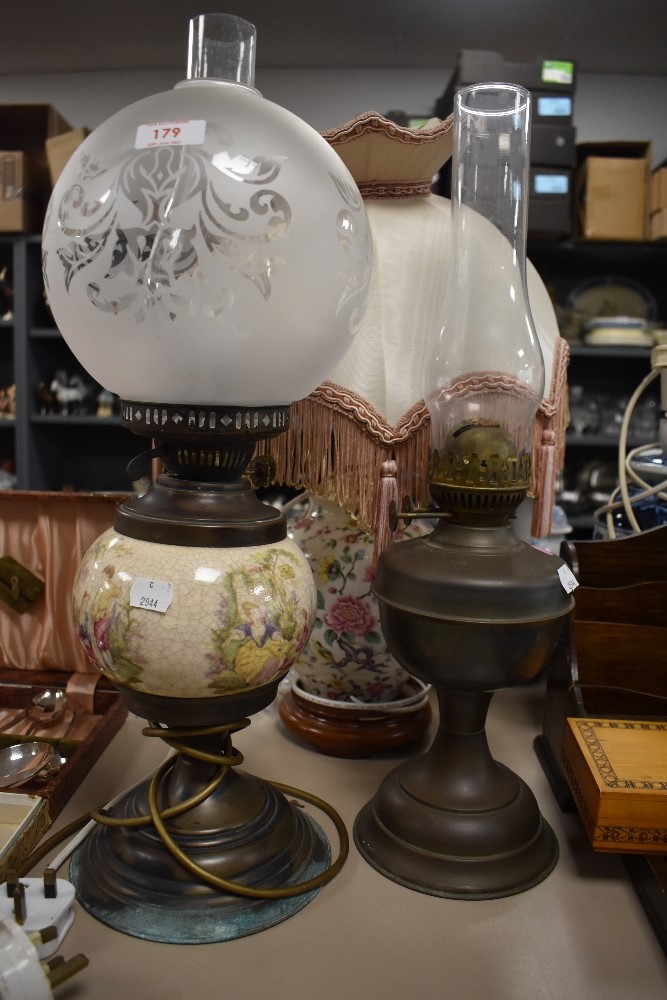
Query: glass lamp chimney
[[424, 83, 544, 520]]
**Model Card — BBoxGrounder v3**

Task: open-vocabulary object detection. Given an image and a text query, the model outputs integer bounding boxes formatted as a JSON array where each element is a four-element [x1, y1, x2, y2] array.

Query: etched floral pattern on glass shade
[[72, 529, 316, 699], [287, 497, 429, 703], [41, 83, 372, 408]]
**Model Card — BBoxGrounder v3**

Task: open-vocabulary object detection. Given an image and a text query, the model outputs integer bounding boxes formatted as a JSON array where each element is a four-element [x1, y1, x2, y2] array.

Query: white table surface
[[35, 680, 667, 1000]]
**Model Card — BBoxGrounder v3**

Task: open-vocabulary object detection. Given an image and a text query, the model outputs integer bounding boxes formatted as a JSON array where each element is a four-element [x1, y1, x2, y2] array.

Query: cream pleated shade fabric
[[261, 113, 569, 539]]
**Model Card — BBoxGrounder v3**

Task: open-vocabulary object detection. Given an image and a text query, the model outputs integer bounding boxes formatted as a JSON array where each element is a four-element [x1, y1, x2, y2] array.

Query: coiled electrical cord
[[19, 718, 349, 898]]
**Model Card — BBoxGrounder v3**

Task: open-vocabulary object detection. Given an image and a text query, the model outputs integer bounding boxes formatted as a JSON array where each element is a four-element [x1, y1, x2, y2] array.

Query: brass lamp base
[[70, 716, 331, 944], [70, 683, 342, 943], [354, 689, 558, 899]]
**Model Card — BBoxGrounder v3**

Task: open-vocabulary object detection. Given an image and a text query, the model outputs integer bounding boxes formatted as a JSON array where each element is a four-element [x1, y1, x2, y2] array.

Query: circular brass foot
[[71, 764, 331, 943], [354, 754, 558, 899]]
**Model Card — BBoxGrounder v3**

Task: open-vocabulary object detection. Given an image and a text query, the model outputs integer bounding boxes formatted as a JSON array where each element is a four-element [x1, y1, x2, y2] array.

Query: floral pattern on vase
[[73, 528, 316, 698], [287, 496, 429, 702]]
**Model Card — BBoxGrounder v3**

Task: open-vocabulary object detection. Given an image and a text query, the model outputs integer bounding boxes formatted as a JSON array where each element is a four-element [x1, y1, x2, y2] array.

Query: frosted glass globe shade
[[42, 82, 372, 406]]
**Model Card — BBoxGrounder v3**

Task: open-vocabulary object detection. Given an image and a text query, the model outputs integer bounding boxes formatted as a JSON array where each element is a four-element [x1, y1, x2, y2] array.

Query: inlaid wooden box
[[0, 492, 128, 878], [562, 717, 667, 854]]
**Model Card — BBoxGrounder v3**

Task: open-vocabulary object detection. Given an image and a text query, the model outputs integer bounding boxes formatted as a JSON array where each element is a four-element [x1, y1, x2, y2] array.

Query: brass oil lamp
[[354, 83, 575, 898]]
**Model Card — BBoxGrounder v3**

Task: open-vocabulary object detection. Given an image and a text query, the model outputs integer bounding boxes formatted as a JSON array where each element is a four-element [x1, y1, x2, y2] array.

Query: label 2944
[[129, 577, 174, 614]]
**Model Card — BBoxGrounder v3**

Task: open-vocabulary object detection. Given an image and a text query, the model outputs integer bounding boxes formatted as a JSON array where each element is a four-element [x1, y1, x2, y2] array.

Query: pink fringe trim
[[530, 337, 571, 537], [258, 339, 570, 543]]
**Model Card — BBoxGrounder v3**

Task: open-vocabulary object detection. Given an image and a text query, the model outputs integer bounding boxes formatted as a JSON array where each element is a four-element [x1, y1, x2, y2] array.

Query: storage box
[[531, 123, 576, 168], [528, 166, 573, 238], [0, 491, 128, 876], [45, 127, 89, 186], [650, 166, 667, 213], [576, 141, 651, 241], [533, 92, 574, 124], [650, 208, 667, 241], [435, 51, 576, 122], [0, 152, 36, 232], [0, 104, 71, 227], [456, 50, 576, 93], [0, 791, 49, 881], [562, 717, 667, 853]]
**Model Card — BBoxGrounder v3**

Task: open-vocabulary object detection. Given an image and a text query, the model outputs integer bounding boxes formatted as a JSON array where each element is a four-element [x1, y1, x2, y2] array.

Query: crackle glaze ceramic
[[72, 528, 316, 699], [287, 496, 429, 703]]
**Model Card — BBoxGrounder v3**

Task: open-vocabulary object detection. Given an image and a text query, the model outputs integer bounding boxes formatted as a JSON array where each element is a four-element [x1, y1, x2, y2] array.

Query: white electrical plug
[[0, 873, 88, 998], [0, 876, 75, 959], [0, 919, 54, 1000], [0, 917, 88, 999]]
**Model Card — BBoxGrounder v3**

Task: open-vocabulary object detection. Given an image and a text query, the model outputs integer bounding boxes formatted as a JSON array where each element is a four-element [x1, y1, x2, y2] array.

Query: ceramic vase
[[286, 495, 428, 703]]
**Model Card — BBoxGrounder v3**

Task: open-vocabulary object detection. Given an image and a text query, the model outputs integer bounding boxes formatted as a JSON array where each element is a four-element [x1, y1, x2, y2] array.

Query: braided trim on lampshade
[[321, 111, 453, 201]]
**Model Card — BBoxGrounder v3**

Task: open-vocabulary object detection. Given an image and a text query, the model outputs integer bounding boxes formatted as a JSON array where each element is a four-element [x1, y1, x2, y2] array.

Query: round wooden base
[[278, 683, 432, 758]]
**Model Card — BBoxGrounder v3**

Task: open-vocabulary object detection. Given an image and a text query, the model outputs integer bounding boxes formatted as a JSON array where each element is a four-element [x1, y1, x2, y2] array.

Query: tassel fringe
[[258, 340, 570, 540], [372, 460, 399, 571], [530, 337, 571, 537], [256, 382, 431, 530]]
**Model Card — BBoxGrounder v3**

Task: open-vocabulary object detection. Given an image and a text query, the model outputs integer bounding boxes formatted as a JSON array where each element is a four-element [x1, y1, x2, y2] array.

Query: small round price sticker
[[130, 577, 174, 614]]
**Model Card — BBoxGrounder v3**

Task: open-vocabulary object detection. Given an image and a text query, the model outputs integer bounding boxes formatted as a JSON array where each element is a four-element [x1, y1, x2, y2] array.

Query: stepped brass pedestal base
[[354, 693, 558, 899], [71, 744, 330, 943]]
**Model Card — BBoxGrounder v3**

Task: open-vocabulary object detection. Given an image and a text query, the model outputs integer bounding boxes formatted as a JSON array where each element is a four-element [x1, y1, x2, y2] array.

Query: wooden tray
[[0, 668, 126, 879]]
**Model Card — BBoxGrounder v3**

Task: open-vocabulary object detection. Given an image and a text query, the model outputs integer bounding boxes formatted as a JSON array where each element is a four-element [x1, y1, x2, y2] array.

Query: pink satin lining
[[65, 672, 99, 713], [0, 493, 121, 673], [0, 705, 100, 741]]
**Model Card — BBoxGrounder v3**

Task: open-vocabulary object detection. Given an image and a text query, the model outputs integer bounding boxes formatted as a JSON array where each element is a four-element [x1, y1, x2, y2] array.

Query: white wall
[[0, 67, 665, 165]]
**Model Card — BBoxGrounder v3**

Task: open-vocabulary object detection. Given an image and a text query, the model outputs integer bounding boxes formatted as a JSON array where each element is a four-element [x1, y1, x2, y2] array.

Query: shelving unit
[[3, 232, 666, 499], [564, 343, 657, 533], [527, 239, 667, 537], [527, 240, 667, 318], [2, 233, 144, 491]]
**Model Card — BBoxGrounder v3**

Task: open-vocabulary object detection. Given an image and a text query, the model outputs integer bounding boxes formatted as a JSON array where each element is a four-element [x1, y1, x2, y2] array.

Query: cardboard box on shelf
[[650, 207, 667, 241], [45, 127, 89, 186], [0, 104, 71, 230], [650, 165, 667, 214], [0, 151, 37, 232], [576, 141, 651, 241]]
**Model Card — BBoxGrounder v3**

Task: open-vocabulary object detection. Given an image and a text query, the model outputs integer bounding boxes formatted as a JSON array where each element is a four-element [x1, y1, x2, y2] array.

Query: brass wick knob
[[389, 496, 452, 532]]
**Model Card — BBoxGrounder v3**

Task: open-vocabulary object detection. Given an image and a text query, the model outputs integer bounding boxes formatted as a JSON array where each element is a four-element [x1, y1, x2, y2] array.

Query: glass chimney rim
[[457, 82, 530, 117]]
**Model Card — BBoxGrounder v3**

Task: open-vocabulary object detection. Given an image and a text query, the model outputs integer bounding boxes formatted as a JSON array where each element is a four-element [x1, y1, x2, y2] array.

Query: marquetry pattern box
[[562, 718, 667, 853]]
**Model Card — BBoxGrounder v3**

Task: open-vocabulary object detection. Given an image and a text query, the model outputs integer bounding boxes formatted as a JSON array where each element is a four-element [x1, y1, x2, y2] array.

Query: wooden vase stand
[[278, 679, 432, 758]]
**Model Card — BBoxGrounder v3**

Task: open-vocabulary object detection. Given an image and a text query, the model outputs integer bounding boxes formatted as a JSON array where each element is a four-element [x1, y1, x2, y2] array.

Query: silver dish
[[0, 741, 55, 788], [27, 688, 68, 724]]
